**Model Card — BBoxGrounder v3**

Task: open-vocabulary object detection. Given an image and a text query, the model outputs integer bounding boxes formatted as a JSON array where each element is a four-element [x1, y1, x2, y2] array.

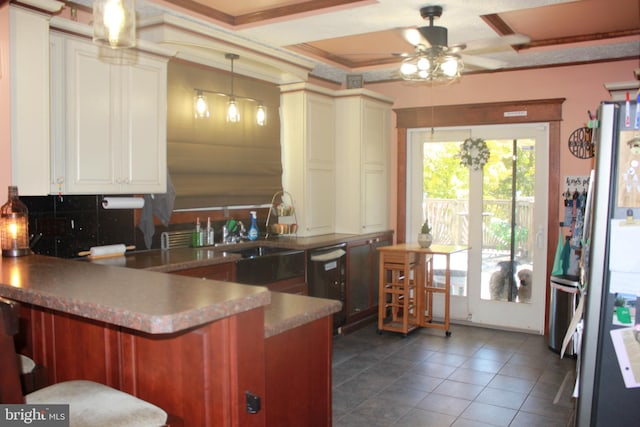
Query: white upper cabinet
[[50, 34, 167, 194], [335, 91, 393, 234], [281, 84, 336, 236], [10, 6, 52, 195]]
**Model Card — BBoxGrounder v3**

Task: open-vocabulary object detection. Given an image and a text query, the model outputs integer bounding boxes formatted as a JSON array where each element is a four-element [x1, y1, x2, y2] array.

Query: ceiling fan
[[398, 5, 530, 82]]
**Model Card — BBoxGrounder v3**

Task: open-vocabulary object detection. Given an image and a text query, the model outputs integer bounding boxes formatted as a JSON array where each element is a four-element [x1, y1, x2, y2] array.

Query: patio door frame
[[394, 98, 565, 334]]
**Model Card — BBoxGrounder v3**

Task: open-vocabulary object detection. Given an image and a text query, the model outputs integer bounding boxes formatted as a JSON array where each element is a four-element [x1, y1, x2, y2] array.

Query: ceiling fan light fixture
[[417, 56, 430, 71], [399, 51, 462, 84], [400, 61, 418, 76], [440, 55, 462, 77]]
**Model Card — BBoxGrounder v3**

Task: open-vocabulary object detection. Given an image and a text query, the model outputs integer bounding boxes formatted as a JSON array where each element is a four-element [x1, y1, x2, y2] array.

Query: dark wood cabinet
[[265, 316, 332, 426], [171, 262, 236, 282], [172, 263, 307, 295], [344, 232, 392, 331]]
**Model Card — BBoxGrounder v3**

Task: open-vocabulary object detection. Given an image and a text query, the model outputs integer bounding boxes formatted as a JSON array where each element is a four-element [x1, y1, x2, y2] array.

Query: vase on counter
[[418, 219, 433, 248], [417, 233, 433, 248]]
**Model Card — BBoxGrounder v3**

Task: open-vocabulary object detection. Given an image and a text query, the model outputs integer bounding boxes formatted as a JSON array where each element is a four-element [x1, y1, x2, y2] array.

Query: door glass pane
[[481, 139, 536, 303], [423, 141, 469, 296]]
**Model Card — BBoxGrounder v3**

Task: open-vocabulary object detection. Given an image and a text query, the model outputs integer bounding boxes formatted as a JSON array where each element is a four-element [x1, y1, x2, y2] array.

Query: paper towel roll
[[102, 197, 144, 210]]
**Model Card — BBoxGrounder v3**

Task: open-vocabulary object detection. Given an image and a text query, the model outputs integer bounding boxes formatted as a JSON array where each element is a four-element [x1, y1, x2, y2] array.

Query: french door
[[407, 124, 549, 332]]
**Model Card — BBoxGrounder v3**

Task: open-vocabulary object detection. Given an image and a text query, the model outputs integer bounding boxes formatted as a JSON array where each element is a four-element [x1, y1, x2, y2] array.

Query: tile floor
[[332, 323, 577, 427]]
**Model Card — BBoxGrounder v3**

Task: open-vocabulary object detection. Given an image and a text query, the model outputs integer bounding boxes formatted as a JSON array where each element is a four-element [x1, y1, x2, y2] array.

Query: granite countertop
[[118, 232, 392, 272], [0, 254, 270, 334], [0, 232, 387, 339], [264, 292, 342, 338]]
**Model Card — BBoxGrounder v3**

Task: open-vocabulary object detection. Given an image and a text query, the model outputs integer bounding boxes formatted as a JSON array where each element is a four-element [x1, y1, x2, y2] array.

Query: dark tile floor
[[332, 323, 577, 427]]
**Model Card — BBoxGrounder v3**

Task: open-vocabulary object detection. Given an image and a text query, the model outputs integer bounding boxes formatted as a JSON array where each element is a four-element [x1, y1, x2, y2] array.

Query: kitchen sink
[[227, 245, 305, 285], [229, 245, 292, 259]]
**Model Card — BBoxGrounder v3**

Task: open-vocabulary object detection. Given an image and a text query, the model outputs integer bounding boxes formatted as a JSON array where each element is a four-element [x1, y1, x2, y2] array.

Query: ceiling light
[[193, 53, 267, 126], [256, 104, 267, 126], [93, 0, 136, 49], [194, 91, 209, 119], [227, 98, 240, 123], [400, 48, 463, 84]]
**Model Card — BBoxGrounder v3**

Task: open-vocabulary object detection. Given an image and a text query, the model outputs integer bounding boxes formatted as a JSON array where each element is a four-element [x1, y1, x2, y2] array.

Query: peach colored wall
[[0, 3, 11, 195], [366, 59, 640, 229]]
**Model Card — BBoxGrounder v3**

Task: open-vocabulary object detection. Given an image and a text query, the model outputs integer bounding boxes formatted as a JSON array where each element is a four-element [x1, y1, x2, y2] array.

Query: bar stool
[[377, 251, 419, 336]]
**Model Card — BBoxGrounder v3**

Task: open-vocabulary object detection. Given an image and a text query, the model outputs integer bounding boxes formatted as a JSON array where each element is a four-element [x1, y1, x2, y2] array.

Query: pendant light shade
[[93, 0, 136, 49], [194, 91, 209, 119], [227, 98, 240, 123], [256, 104, 267, 126]]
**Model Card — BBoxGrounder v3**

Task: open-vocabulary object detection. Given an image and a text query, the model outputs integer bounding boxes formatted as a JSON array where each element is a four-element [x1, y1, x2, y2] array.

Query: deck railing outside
[[425, 198, 535, 262]]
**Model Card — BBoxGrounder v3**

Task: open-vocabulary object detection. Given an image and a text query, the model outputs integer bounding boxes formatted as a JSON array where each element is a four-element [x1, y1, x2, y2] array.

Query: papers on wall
[[609, 219, 640, 295]]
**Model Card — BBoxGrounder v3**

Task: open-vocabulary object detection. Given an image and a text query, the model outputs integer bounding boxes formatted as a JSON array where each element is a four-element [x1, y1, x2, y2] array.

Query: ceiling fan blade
[[402, 28, 429, 48], [448, 43, 467, 53], [392, 52, 414, 58], [460, 54, 507, 70], [464, 34, 530, 54]]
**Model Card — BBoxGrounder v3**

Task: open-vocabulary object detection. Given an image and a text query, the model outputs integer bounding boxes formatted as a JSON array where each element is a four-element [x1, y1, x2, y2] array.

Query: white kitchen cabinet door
[[118, 55, 167, 193], [10, 6, 51, 195], [281, 85, 336, 236], [52, 35, 167, 194], [335, 92, 392, 234]]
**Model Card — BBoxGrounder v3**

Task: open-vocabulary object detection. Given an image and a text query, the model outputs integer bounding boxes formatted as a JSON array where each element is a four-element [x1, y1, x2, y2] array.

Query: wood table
[[378, 244, 469, 336]]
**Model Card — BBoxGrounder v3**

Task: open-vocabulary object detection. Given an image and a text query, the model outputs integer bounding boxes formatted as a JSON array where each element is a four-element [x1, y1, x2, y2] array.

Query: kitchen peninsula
[[0, 253, 341, 426]]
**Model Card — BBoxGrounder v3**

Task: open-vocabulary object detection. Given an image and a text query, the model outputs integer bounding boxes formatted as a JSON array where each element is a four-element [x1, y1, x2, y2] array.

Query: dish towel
[[138, 172, 176, 249], [608, 219, 640, 295]]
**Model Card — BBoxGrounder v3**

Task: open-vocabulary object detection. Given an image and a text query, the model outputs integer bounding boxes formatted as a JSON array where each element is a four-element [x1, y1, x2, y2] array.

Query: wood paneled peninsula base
[[0, 255, 340, 426]]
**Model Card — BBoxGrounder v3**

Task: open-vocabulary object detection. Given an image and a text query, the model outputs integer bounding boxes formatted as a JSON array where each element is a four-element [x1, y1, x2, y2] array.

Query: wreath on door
[[459, 138, 490, 170]]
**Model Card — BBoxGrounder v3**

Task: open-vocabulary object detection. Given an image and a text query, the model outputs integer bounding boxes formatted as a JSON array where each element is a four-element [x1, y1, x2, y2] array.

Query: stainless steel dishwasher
[[307, 243, 347, 333]]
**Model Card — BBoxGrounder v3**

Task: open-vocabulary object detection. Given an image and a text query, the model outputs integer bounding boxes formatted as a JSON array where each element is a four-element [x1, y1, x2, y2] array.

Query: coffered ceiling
[[92, 0, 640, 83]]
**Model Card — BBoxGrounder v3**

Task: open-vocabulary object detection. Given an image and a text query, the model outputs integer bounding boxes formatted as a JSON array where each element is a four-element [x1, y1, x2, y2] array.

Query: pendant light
[[256, 104, 267, 126], [194, 91, 209, 119], [93, 0, 136, 49], [193, 53, 267, 126]]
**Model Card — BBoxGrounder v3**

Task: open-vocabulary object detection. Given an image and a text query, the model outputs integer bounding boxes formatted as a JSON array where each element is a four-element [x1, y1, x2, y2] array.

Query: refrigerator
[[576, 100, 640, 426]]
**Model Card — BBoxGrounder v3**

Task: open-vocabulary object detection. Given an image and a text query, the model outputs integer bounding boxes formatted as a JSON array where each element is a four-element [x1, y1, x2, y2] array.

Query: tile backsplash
[[22, 195, 269, 258], [23, 195, 137, 258]]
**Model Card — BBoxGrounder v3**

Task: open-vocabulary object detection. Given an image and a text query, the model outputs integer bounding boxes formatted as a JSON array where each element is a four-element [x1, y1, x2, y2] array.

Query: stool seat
[[27, 380, 167, 427], [1, 297, 174, 427]]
